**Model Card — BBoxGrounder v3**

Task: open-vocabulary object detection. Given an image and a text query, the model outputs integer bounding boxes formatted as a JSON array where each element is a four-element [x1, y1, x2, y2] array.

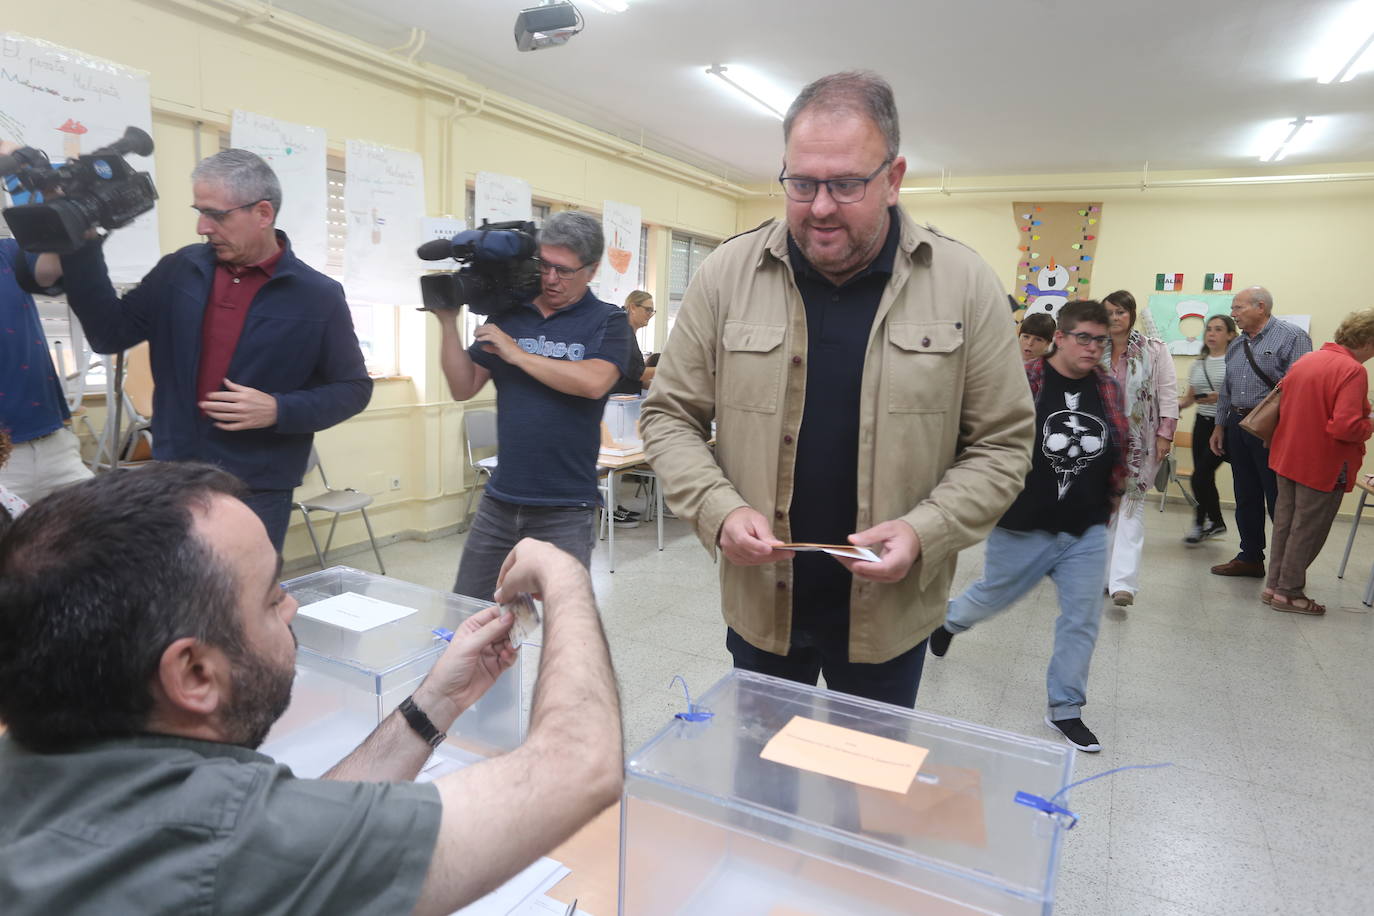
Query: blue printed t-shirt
[[0, 240, 69, 443], [468, 290, 631, 506]]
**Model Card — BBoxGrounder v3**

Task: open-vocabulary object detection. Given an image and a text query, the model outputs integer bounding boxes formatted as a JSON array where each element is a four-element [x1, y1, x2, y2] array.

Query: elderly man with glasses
[[642, 71, 1034, 708], [59, 149, 371, 549], [435, 210, 632, 601]]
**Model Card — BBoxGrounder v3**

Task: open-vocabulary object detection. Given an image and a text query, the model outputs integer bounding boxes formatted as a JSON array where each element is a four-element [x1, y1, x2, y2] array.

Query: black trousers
[[1190, 414, 1228, 526], [1226, 418, 1279, 563], [726, 627, 928, 708]]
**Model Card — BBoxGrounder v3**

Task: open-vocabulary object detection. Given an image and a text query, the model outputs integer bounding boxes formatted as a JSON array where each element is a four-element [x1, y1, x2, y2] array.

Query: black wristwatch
[[398, 696, 447, 749]]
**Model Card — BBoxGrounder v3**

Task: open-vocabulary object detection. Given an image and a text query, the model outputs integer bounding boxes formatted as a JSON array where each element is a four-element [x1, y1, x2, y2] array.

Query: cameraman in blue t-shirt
[[435, 211, 632, 601]]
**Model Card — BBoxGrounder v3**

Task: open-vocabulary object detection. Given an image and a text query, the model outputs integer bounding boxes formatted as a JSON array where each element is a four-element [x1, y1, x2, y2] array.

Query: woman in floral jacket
[[1102, 290, 1179, 606]]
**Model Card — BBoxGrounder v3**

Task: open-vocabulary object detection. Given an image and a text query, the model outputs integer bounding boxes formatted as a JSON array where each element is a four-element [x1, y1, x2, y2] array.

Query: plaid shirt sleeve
[[1096, 370, 1130, 514]]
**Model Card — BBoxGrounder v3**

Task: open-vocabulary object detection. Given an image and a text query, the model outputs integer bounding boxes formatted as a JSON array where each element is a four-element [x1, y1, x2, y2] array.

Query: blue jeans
[[241, 488, 293, 553], [946, 525, 1107, 720], [453, 494, 594, 602], [1226, 420, 1279, 564]]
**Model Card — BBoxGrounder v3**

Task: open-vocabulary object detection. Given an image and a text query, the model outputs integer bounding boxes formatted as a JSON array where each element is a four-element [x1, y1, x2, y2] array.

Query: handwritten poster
[[344, 139, 424, 305], [474, 171, 531, 225], [230, 110, 327, 268], [0, 33, 159, 282], [597, 199, 641, 307]]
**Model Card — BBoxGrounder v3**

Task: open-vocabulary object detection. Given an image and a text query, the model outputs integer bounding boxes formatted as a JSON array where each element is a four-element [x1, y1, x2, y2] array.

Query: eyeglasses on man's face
[[636, 304, 656, 317], [534, 258, 590, 280], [1065, 331, 1110, 349], [191, 199, 268, 224], [777, 159, 893, 204]]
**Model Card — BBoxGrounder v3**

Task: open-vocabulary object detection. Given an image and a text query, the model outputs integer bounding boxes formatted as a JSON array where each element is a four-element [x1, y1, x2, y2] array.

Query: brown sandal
[[1260, 590, 1275, 606], [1271, 595, 1326, 615]]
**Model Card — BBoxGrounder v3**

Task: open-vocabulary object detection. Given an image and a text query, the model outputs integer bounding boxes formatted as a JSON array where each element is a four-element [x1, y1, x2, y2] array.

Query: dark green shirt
[[0, 734, 441, 915]]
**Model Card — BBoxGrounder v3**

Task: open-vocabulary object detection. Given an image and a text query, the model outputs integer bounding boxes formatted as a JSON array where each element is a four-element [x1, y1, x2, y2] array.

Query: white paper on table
[[296, 592, 417, 632], [449, 857, 569, 915], [519, 896, 595, 915]]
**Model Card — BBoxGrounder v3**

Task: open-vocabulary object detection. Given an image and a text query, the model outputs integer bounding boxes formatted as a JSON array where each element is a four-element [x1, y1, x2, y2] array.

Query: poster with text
[[1011, 202, 1101, 324], [474, 171, 531, 225], [230, 110, 327, 268], [0, 33, 158, 282], [344, 140, 424, 305], [597, 200, 641, 307]]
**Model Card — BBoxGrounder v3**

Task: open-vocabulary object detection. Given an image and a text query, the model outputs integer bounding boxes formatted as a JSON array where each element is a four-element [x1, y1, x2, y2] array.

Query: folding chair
[[296, 447, 385, 573], [461, 409, 498, 532]]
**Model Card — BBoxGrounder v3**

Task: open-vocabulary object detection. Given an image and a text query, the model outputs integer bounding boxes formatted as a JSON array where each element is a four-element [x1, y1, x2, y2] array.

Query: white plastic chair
[[296, 447, 385, 573]]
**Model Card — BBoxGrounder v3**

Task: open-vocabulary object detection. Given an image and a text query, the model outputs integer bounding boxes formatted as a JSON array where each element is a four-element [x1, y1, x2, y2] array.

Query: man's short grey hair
[[192, 149, 283, 219], [1244, 286, 1274, 313], [538, 211, 604, 267], [784, 71, 900, 161]]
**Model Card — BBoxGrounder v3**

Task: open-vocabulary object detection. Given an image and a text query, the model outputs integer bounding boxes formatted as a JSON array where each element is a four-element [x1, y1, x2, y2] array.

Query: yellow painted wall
[[9, 0, 740, 566]]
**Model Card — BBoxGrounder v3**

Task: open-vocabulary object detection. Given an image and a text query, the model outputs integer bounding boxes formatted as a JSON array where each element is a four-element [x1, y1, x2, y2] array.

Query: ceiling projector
[[514, 2, 583, 52]]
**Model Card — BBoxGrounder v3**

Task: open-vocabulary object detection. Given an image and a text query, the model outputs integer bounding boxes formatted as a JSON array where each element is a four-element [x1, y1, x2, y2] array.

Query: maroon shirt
[[196, 244, 285, 409]]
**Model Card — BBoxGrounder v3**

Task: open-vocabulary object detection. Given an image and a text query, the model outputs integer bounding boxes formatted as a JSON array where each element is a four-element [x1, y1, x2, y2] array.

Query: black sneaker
[[1045, 715, 1101, 753], [1202, 521, 1228, 540], [612, 507, 640, 528], [1183, 523, 1204, 545], [928, 625, 955, 658], [615, 505, 641, 520]]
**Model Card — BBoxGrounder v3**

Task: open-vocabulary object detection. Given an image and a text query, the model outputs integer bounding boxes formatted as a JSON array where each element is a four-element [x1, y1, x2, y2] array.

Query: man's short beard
[[221, 646, 296, 750]]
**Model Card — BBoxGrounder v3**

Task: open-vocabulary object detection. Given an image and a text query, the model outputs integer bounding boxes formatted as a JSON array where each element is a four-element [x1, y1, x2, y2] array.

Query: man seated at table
[[0, 463, 622, 916]]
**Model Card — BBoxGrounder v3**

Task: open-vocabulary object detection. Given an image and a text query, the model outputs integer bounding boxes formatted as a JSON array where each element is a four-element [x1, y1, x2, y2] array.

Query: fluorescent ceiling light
[[1257, 117, 1315, 163], [581, 0, 630, 12], [1312, 1, 1374, 83], [705, 64, 790, 121]]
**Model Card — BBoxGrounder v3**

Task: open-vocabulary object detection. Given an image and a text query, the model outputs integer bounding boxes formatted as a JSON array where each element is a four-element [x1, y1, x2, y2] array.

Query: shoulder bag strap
[[1242, 337, 1277, 390]]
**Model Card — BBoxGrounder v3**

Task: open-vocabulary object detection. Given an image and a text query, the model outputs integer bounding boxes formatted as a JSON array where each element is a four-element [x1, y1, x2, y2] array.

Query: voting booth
[[261, 566, 523, 778], [619, 671, 1074, 915]]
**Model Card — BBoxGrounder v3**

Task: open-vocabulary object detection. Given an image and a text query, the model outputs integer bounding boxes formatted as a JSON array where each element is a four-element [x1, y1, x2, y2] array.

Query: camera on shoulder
[[0, 126, 158, 254], [416, 219, 542, 318]]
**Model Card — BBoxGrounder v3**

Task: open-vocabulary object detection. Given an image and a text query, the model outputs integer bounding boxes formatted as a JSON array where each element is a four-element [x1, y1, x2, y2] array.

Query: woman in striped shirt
[[1178, 315, 1238, 544]]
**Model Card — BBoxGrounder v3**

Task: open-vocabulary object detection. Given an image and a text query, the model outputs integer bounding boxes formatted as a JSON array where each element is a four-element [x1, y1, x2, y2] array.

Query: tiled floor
[[334, 497, 1374, 915]]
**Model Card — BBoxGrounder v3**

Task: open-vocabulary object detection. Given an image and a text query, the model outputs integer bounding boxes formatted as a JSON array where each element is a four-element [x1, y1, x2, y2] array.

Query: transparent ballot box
[[620, 671, 1075, 915], [601, 394, 643, 455], [261, 566, 523, 778]]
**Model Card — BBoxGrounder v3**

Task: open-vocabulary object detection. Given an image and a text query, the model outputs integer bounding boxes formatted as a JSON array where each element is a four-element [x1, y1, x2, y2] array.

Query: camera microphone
[[417, 238, 457, 261]]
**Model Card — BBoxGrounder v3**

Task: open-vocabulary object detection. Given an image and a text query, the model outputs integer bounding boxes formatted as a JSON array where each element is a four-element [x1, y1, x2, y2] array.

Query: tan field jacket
[[641, 211, 1035, 663]]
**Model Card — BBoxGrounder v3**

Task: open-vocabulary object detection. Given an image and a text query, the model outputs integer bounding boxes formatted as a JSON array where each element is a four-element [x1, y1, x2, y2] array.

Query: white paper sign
[[0, 33, 159, 282], [1276, 314, 1312, 335], [344, 139, 425, 304], [474, 171, 531, 225], [597, 199, 641, 307], [230, 110, 328, 268], [297, 592, 418, 632]]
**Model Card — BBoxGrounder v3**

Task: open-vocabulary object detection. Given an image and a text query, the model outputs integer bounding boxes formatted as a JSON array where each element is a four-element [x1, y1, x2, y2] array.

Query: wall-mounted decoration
[[1155, 273, 1184, 292], [1148, 292, 1233, 355], [1204, 272, 1233, 292], [1012, 202, 1101, 322], [344, 139, 424, 305], [231, 110, 328, 268]]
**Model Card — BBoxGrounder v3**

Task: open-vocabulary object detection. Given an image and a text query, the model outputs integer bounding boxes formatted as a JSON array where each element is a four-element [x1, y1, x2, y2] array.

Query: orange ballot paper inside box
[[759, 714, 929, 794], [776, 542, 880, 562]]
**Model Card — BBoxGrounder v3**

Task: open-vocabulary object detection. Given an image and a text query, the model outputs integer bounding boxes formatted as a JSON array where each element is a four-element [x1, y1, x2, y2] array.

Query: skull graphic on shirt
[[1042, 392, 1107, 499]]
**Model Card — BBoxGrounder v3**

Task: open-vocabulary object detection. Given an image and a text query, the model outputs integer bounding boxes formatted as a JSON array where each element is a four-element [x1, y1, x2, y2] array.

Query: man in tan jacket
[[640, 71, 1035, 706]]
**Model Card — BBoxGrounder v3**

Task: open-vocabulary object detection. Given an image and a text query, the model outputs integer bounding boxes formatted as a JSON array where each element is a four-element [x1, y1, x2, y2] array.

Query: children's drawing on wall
[[1011, 201, 1102, 324], [1148, 293, 1234, 355]]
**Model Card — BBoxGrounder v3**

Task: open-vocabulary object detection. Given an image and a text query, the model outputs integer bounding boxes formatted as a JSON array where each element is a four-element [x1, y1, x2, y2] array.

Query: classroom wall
[[9, 0, 741, 566]]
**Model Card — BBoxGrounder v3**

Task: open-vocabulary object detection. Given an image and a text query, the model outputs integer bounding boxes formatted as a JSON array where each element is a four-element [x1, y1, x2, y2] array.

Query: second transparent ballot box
[[261, 566, 523, 778], [620, 671, 1075, 915]]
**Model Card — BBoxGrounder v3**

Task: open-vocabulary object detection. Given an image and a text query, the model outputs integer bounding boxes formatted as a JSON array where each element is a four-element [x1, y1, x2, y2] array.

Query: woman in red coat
[[1265, 310, 1374, 614]]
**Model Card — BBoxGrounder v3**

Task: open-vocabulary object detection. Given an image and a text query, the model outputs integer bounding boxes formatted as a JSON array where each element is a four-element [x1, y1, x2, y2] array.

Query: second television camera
[[0, 126, 158, 254], [417, 219, 542, 317]]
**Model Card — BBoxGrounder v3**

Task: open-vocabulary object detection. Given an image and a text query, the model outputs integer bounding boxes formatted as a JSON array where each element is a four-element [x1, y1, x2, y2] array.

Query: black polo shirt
[[786, 209, 901, 648]]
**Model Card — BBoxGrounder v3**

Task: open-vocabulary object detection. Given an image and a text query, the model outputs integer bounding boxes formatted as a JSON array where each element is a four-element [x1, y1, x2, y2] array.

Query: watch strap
[[398, 695, 446, 749]]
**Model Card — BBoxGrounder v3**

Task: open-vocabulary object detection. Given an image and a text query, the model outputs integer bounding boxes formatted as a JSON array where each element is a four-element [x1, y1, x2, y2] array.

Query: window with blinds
[[667, 232, 717, 335]]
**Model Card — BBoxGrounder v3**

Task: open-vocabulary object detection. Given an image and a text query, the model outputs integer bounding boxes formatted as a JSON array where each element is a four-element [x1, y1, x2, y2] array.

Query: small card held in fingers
[[501, 592, 542, 650], [776, 542, 880, 562]]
